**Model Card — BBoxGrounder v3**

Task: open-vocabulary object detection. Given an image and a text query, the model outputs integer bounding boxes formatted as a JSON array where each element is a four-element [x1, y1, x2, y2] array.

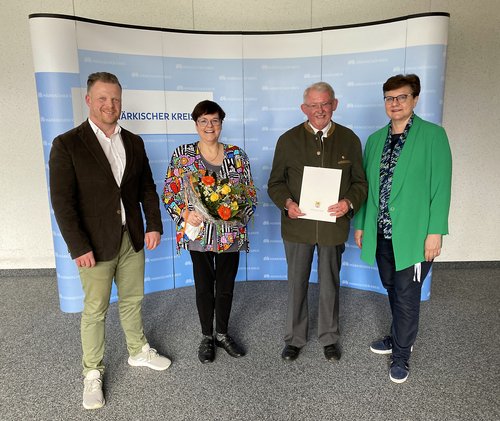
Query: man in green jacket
[[268, 82, 367, 362]]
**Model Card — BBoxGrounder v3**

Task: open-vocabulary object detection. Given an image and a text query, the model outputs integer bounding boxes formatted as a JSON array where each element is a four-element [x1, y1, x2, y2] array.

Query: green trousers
[[79, 231, 146, 376]]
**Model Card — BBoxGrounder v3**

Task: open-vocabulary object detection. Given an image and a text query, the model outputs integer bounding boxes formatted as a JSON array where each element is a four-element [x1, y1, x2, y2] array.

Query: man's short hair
[[303, 82, 335, 102], [87, 72, 122, 93]]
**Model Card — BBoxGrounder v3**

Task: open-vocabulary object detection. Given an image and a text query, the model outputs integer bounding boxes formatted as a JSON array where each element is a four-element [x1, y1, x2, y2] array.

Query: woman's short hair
[[383, 74, 421, 97], [87, 72, 122, 92], [191, 100, 226, 122]]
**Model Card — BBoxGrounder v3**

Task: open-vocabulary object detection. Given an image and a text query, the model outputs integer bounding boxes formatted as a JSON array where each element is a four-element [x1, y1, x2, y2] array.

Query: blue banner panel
[[30, 15, 448, 311]]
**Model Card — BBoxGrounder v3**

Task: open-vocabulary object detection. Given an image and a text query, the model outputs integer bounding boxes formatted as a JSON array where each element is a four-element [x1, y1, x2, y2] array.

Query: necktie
[[316, 131, 323, 156]]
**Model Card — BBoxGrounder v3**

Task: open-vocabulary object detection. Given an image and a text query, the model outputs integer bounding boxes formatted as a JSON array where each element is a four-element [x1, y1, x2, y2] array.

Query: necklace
[[199, 142, 222, 163]]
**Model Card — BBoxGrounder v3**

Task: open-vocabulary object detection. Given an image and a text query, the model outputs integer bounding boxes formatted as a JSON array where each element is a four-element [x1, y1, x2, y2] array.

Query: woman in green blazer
[[354, 74, 452, 384]]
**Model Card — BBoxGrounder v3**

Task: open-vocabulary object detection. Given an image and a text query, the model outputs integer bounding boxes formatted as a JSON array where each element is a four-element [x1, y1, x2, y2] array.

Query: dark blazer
[[49, 120, 162, 261]]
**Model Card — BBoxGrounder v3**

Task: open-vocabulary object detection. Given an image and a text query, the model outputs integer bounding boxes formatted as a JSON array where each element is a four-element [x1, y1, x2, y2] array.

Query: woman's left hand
[[186, 210, 204, 227], [424, 234, 442, 261]]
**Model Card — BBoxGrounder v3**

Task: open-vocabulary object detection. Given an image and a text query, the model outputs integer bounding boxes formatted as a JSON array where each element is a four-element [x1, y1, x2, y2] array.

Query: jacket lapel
[[368, 128, 387, 205], [390, 116, 421, 201], [80, 120, 115, 181], [120, 129, 134, 186]]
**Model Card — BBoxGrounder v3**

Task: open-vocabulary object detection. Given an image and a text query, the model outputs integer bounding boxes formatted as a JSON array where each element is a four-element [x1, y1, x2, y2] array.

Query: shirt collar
[[88, 118, 121, 137], [308, 121, 332, 137]]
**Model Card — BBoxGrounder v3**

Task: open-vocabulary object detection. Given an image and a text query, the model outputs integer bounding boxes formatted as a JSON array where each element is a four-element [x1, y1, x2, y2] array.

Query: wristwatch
[[284, 198, 293, 218], [344, 198, 354, 219]]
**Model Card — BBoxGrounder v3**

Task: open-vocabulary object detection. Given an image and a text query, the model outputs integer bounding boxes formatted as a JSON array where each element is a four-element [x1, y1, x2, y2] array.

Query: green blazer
[[354, 115, 452, 270]]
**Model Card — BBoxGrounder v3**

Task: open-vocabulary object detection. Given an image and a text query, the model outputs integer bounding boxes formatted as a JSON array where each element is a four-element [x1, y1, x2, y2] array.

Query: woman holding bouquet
[[163, 100, 257, 364]]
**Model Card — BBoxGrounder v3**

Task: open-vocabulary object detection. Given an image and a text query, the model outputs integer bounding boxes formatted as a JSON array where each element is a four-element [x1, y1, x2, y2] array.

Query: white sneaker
[[83, 369, 105, 410], [128, 343, 172, 371]]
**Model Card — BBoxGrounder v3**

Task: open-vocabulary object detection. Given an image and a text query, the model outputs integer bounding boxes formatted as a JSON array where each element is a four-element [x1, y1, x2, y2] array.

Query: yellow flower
[[221, 184, 231, 195], [210, 192, 220, 202], [230, 201, 239, 210]]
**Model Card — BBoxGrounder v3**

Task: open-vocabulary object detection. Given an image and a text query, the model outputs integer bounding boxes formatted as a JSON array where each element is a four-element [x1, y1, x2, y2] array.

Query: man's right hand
[[75, 251, 96, 268], [286, 200, 305, 219]]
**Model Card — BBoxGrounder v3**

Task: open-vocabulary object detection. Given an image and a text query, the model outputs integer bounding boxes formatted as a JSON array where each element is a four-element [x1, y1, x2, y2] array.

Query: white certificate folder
[[298, 166, 342, 223]]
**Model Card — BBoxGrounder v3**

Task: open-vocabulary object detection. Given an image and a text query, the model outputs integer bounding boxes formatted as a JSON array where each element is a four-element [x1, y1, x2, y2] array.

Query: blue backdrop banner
[[29, 13, 449, 312]]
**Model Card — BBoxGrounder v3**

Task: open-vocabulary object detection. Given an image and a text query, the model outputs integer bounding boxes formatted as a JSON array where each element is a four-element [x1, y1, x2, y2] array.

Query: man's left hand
[[145, 231, 161, 250], [328, 199, 350, 218]]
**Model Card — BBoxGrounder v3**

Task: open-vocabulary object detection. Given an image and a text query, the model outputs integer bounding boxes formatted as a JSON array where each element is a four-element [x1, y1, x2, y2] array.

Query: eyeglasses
[[383, 94, 413, 104], [304, 101, 333, 110], [197, 118, 222, 127]]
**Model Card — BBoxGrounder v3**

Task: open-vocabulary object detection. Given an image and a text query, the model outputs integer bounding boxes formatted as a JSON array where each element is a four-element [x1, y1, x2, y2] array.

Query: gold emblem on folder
[[315, 201, 321, 208]]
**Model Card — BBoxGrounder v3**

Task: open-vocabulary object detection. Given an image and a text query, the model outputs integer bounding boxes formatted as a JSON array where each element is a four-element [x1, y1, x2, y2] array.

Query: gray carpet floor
[[1, 265, 499, 420]]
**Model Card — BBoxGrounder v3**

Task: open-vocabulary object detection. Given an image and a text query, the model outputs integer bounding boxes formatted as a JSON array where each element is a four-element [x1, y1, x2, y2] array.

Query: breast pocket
[[336, 154, 352, 192], [337, 153, 352, 166]]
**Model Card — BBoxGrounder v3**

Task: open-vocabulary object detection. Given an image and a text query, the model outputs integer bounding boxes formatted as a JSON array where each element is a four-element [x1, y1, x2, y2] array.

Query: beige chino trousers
[[78, 230, 146, 376]]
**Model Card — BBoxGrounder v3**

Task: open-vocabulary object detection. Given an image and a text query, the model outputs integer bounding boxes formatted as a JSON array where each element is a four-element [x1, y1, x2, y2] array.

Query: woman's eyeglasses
[[383, 94, 413, 104], [197, 118, 222, 127]]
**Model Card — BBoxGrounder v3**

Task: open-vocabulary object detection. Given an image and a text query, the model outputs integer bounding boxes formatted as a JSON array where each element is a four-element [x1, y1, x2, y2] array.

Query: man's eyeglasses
[[304, 101, 333, 110], [197, 118, 222, 127], [383, 94, 413, 104]]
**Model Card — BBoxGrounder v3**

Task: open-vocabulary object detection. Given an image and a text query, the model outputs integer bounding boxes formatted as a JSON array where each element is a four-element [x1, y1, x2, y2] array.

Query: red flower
[[170, 180, 180, 194], [217, 205, 231, 221], [201, 175, 215, 186]]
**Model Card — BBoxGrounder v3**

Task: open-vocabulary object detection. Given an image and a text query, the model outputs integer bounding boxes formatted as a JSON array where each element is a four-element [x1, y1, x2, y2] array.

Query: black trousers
[[375, 235, 432, 361], [189, 251, 240, 336]]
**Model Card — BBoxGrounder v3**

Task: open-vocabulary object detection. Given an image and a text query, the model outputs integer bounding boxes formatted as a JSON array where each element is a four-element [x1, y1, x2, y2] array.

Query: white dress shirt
[[88, 119, 127, 225], [309, 121, 332, 141]]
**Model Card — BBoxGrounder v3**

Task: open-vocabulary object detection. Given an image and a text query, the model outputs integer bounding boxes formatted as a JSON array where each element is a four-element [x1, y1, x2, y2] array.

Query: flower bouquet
[[183, 172, 256, 226]]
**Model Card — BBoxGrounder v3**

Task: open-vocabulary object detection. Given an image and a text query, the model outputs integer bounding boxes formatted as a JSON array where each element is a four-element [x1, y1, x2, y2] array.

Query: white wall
[[1, 0, 499, 269]]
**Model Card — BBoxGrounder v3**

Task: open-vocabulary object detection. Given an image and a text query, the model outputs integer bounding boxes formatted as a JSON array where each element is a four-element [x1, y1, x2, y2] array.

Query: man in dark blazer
[[49, 72, 171, 410]]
